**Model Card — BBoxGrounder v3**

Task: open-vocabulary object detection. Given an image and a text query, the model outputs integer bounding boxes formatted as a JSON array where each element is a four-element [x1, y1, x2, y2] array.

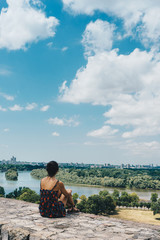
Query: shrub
[[77, 190, 116, 215], [72, 193, 79, 205], [18, 189, 40, 203], [0, 186, 5, 197]]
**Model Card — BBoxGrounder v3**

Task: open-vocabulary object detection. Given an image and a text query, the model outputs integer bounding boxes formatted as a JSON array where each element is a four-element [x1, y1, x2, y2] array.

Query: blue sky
[[0, 0, 160, 165]]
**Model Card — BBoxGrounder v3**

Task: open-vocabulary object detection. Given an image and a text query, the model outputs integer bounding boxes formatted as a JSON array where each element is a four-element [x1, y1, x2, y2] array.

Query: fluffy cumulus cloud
[[0, 0, 59, 50], [52, 132, 60, 137], [0, 92, 14, 101], [82, 19, 115, 56], [40, 105, 50, 112], [9, 104, 23, 111], [62, 0, 160, 47], [87, 125, 118, 138], [60, 49, 156, 105], [48, 116, 79, 127], [59, 9, 160, 155], [25, 103, 37, 110], [0, 106, 7, 112]]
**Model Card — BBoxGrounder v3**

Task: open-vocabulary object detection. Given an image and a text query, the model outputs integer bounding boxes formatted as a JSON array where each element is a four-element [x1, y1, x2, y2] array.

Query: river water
[[1, 171, 160, 200]]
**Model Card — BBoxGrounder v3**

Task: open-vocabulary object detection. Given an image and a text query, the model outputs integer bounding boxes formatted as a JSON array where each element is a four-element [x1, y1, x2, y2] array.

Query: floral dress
[[39, 180, 66, 218]]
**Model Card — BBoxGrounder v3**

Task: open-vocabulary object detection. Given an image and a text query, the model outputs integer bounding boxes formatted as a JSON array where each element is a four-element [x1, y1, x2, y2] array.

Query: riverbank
[[1, 171, 160, 200]]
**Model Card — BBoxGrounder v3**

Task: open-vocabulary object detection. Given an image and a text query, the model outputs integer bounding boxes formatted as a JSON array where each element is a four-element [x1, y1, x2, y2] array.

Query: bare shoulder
[[41, 177, 48, 184], [58, 181, 65, 188]]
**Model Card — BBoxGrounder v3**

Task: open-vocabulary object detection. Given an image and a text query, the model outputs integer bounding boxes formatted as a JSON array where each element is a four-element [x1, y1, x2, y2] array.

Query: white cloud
[[3, 128, 9, 132], [87, 125, 118, 138], [0, 106, 7, 111], [82, 19, 115, 56], [47, 42, 53, 48], [0, 0, 59, 50], [48, 117, 64, 126], [121, 140, 160, 156], [59, 49, 155, 105], [62, 0, 160, 47], [25, 102, 37, 110], [40, 105, 50, 112], [9, 104, 23, 111], [60, 0, 160, 158], [0, 67, 11, 76], [61, 46, 68, 52], [48, 116, 79, 127], [59, 24, 160, 140], [0, 92, 14, 101], [52, 132, 60, 137]]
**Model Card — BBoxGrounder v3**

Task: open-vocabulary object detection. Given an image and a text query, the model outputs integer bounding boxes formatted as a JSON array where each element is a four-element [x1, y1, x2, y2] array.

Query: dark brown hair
[[46, 161, 59, 177]]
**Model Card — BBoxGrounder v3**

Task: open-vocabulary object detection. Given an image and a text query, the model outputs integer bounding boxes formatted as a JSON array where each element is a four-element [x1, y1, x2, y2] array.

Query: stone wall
[[0, 198, 160, 240]]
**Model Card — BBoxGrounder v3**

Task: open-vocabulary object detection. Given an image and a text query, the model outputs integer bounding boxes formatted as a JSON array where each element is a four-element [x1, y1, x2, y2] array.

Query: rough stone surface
[[0, 198, 160, 240]]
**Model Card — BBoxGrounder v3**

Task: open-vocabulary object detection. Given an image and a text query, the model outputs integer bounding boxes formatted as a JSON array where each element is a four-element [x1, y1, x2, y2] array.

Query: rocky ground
[[0, 198, 160, 240]]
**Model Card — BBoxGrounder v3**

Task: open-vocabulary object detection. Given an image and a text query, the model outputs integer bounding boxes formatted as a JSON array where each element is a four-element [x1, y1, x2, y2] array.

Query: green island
[[5, 168, 18, 181], [31, 167, 160, 190]]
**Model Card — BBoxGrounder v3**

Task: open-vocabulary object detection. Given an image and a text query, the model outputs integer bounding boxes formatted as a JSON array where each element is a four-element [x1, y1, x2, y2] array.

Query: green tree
[[99, 190, 109, 198], [130, 193, 139, 203], [112, 189, 120, 203], [85, 195, 106, 215], [151, 199, 160, 215], [18, 189, 40, 203], [151, 193, 158, 203], [6, 187, 28, 199], [119, 192, 131, 206]]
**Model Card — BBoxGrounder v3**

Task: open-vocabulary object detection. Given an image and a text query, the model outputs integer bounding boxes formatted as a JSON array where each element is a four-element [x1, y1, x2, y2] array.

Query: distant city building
[[10, 156, 16, 164], [0, 157, 159, 169]]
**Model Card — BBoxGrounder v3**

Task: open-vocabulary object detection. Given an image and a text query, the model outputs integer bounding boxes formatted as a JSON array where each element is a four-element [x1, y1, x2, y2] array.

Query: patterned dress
[[39, 180, 66, 218]]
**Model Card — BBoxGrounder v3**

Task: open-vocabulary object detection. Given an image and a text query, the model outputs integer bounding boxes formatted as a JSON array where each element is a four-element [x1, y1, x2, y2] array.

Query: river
[[1, 171, 160, 200]]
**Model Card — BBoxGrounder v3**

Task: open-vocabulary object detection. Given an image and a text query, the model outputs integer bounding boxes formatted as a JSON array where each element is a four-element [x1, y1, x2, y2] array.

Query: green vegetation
[[0, 164, 44, 172], [3, 186, 158, 216], [76, 190, 148, 215], [6, 187, 40, 203], [31, 169, 47, 179], [150, 193, 160, 215], [5, 168, 18, 181], [72, 193, 79, 205], [30, 167, 160, 190], [0, 186, 5, 197], [77, 190, 116, 215]]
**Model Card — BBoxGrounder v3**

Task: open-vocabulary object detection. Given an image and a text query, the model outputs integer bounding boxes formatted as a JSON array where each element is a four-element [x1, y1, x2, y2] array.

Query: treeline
[[0, 164, 44, 172], [30, 168, 160, 190]]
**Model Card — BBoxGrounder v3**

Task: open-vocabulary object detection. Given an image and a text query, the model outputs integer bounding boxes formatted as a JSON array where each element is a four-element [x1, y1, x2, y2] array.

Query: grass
[[112, 208, 160, 226]]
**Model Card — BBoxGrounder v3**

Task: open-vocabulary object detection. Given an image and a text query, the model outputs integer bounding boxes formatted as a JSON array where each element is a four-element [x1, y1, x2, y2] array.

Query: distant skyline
[[0, 0, 160, 165]]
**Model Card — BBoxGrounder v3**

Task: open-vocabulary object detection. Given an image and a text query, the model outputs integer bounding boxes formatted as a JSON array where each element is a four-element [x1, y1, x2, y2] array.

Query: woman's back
[[39, 177, 66, 218]]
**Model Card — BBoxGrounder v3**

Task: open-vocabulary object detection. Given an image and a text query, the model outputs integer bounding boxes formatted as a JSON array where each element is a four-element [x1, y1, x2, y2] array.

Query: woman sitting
[[39, 161, 78, 218]]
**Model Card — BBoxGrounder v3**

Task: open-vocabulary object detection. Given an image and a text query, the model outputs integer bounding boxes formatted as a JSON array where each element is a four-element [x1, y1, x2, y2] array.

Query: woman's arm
[[58, 181, 69, 198]]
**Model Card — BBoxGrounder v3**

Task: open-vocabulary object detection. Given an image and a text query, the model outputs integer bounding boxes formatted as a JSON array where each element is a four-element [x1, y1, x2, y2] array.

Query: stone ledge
[[0, 198, 160, 240]]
